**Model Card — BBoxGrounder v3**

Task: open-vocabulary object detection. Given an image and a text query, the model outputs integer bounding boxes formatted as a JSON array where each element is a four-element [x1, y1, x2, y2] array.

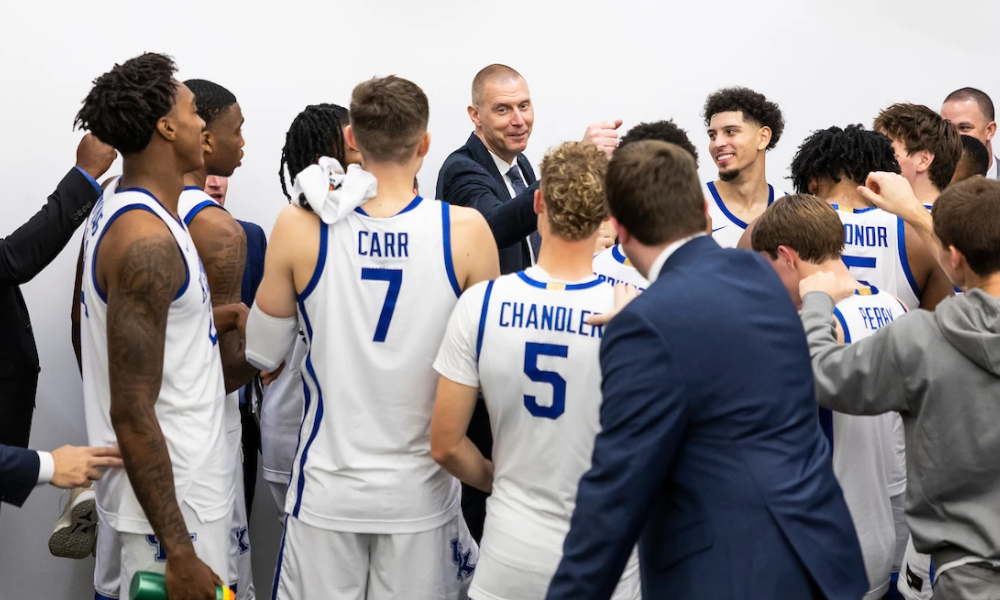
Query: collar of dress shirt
[[489, 148, 518, 178], [647, 233, 707, 283], [989, 154, 999, 181]]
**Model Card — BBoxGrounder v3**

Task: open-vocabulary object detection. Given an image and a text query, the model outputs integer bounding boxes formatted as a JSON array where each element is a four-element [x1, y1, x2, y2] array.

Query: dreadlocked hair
[[74, 53, 178, 154], [279, 103, 348, 201], [790, 124, 900, 194]]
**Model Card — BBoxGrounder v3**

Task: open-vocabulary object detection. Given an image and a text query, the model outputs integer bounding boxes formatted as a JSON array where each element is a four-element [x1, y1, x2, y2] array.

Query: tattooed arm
[[187, 206, 258, 394], [101, 214, 221, 599]]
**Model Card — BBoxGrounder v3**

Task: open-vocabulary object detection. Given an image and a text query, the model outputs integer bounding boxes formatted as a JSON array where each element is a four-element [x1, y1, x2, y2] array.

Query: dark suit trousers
[[463, 395, 493, 542]]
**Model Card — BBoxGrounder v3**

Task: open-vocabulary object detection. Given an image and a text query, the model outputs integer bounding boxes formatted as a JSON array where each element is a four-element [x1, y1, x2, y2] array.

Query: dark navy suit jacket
[[546, 236, 868, 600], [237, 220, 266, 306], [436, 132, 537, 275], [0, 443, 40, 507]]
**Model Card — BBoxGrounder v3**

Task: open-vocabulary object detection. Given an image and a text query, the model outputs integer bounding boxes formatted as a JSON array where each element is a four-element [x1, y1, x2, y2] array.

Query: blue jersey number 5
[[523, 342, 568, 419], [362, 268, 403, 342]]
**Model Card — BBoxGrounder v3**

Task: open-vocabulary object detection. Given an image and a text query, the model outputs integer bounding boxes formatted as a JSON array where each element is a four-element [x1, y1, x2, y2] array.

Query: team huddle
[[68, 50, 998, 600]]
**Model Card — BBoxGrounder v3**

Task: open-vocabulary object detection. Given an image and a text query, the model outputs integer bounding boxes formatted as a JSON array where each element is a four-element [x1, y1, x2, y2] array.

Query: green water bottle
[[129, 571, 235, 600]]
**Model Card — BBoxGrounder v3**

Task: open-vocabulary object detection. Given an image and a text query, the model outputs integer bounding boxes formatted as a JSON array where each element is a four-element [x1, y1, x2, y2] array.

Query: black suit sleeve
[[0, 168, 100, 286], [0, 443, 41, 507], [439, 158, 538, 250]]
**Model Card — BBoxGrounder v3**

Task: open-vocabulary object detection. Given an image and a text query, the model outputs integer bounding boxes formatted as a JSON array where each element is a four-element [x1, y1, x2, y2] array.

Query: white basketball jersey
[[704, 181, 788, 248], [826, 286, 908, 597], [592, 244, 648, 290], [435, 267, 639, 600], [81, 184, 232, 534], [288, 196, 461, 533], [177, 187, 242, 434], [834, 206, 921, 310]]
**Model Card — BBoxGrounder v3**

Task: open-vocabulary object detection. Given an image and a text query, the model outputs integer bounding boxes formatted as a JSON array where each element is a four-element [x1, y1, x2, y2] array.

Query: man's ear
[[950, 245, 965, 271], [777, 245, 798, 269], [417, 132, 431, 158], [807, 177, 819, 195], [916, 149, 934, 174], [468, 105, 482, 129], [986, 121, 997, 143], [344, 125, 357, 153], [202, 130, 214, 157], [758, 126, 772, 151], [533, 188, 544, 216], [156, 115, 176, 141]]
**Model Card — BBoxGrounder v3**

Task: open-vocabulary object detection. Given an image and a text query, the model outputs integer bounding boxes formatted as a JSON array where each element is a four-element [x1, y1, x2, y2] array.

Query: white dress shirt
[[488, 149, 537, 264], [988, 154, 999, 181], [647, 233, 706, 283], [36, 450, 54, 486]]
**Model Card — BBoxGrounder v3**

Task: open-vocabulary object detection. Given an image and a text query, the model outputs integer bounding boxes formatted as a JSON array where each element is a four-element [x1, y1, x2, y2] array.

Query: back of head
[[75, 52, 178, 154], [350, 76, 428, 164], [933, 178, 1000, 277], [790, 124, 901, 194], [471, 64, 523, 108], [619, 120, 699, 166], [703, 87, 785, 150], [953, 135, 991, 184], [279, 103, 349, 200], [606, 140, 706, 245], [184, 79, 237, 128], [874, 103, 962, 190], [751, 194, 845, 263], [539, 141, 609, 241], [944, 87, 996, 121]]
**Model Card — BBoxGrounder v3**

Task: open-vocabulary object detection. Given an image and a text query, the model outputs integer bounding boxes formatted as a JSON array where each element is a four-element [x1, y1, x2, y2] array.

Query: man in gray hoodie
[[798, 173, 1000, 600]]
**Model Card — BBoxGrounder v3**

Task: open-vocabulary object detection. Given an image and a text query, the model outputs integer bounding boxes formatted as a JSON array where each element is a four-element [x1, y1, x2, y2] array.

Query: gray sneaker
[[48, 486, 97, 559]]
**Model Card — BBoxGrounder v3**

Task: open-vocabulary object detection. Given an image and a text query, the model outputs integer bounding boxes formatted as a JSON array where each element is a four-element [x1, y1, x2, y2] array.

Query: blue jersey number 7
[[523, 342, 568, 419], [362, 268, 403, 342]]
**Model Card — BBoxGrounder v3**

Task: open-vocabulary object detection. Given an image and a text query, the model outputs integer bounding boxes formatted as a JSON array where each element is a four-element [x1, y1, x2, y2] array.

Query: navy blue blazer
[[436, 132, 538, 274], [0, 443, 41, 507], [237, 219, 266, 307], [547, 236, 868, 600]]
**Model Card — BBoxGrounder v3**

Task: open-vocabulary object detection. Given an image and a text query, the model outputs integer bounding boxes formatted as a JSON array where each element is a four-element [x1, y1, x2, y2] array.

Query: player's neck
[[536, 235, 599, 282], [119, 153, 185, 216], [964, 270, 1000, 297], [801, 258, 860, 288], [911, 177, 940, 206], [361, 161, 419, 217], [824, 180, 870, 210], [715, 159, 768, 209], [183, 169, 208, 191]]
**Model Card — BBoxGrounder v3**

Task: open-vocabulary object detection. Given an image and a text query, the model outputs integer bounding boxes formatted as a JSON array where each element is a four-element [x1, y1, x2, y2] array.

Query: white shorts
[[273, 512, 477, 600], [227, 426, 255, 600], [93, 502, 229, 599], [897, 536, 933, 600], [266, 476, 290, 523]]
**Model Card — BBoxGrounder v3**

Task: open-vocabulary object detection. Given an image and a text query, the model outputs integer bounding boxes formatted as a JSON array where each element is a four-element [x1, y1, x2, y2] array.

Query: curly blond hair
[[539, 141, 609, 241]]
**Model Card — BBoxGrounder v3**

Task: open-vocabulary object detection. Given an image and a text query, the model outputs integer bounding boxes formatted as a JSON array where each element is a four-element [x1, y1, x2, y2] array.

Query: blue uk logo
[[237, 526, 250, 555], [450, 538, 476, 581], [147, 533, 197, 562]]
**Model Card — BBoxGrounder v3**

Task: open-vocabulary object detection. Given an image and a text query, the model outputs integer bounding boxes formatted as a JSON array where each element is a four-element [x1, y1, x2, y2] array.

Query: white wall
[[0, 0, 993, 596]]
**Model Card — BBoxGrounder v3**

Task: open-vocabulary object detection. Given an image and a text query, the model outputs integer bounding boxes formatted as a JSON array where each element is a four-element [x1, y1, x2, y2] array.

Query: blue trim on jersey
[[897, 217, 922, 302], [183, 200, 218, 226], [95, 593, 117, 600], [271, 515, 290, 600], [706, 182, 776, 230], [830, 204, 879, 214], [516, 271, 604, 290], [91, 204, 192, 303], [115, 186, 185, 226], [611, 244, 628, 265], [183, 185, 201, 191], [441, 202, 461, 297], [353, 195, 423, 217], [292, 301, 324, 519], [298, 223, 328, 302], [842, 255, 877, 269], [476, 280, 495, 363], [833, 307, 851, 344]]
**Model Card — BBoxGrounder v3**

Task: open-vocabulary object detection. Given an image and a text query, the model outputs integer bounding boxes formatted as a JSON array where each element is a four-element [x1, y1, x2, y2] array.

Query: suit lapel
[[465, 133, 511, 199], [517, 154, 536, 185]]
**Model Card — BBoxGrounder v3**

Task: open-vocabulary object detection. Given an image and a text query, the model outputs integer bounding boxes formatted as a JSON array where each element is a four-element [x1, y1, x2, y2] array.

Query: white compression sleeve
[[245, 303, 299, 372]]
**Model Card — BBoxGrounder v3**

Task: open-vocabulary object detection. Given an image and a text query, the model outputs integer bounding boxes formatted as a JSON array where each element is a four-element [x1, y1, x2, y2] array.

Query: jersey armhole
[[91, 204, 190, 303], [476, 280, 495, 365], [897, 217, 922, 302], [183, 199, 226, 226], [832, 307, 851, 344], [895, 297, 909, 313], [441, 203, 461, 297], [298, 222, 328, 302]]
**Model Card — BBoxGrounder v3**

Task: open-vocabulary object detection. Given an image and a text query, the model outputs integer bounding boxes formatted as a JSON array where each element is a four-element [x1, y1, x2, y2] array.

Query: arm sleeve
[[547, 309, 689, 600], [801, 291, 910, 415], [0, 444, 41, 507], [0, 168, 101, 285], [433, 281, 489, 388], [439, 159, 538, 250], [245, 304, 299, 371]]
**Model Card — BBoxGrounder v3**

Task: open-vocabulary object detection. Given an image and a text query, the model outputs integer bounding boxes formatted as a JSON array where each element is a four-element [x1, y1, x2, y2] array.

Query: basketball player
[[702, 87, 787, 247], [245, 76, 499, 600], [873, 103, 962, 207], [262, 103, 357, 520], [177, 78, 255, 600], [751, 194, 903, 600], [75, 53, 232, 600], [786, 124, 953, 310], [952, 135, 991, 184], [592, 120, 700, 290], [431, 141, 640, 600], [941, 87, 999, 179]]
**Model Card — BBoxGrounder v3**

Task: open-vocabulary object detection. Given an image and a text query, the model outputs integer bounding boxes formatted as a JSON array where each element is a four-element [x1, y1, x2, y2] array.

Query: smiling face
[[707, 111, 769, 182], [470, 76, 533, 163], [942, 99, 996, 153]]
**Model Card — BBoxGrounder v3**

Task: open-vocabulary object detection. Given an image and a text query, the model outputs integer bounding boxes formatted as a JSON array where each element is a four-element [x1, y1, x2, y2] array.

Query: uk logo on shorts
[[450, 538, 476, 581], [147, 533, 197, 562]]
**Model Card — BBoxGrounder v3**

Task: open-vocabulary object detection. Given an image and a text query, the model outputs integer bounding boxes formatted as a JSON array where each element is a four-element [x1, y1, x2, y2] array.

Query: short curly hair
[[539, 141, 609, 241], [75, 53, 178, 154], [703, 87, 785, 150], [619, 120, 698, 166], [874, 103, 962, 191], [790, 125, 900, 194]]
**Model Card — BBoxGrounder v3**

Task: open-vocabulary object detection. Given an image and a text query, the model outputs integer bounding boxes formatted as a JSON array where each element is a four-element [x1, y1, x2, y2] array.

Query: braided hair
[[279, 103, 348, 201], [790, 124, 901, 194], [75, 53, 178, 154]]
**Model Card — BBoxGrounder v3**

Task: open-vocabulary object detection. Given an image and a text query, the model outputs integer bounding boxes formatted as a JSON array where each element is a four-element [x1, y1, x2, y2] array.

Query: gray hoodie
[[800, 289, 1000, 568]]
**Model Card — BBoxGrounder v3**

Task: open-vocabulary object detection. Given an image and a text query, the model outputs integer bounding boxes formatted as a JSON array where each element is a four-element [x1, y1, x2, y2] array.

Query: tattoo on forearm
[[106, 235, 192, 556]]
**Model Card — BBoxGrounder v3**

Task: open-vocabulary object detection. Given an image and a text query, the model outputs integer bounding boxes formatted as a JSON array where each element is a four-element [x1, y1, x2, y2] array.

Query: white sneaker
[[48, 486, 97, 559]]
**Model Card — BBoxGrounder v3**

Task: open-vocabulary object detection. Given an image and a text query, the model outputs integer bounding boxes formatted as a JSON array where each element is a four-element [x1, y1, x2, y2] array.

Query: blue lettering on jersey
[[358, 231, 409, 258], [843, 224, 888, 248], [595, 273, 646, 292], [858, 305, 895, 330], [498, 302, 603, 338], [450, 538, 476, 581]]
